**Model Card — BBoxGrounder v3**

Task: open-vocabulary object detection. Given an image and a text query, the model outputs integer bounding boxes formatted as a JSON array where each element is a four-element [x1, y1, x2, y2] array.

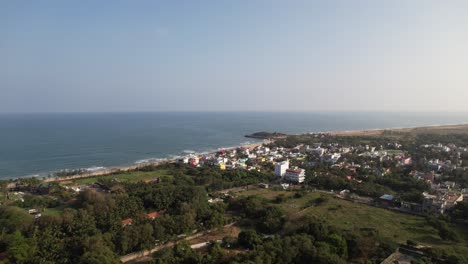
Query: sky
[[1, 1, 468, 113]]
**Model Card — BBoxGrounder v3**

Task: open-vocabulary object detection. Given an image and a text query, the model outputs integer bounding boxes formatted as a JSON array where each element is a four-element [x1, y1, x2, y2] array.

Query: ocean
[[0, 112, 467, 179]]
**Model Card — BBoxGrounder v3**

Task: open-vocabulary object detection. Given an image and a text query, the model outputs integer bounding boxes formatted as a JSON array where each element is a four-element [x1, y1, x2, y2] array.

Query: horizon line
[[1, 110, 468, 115]]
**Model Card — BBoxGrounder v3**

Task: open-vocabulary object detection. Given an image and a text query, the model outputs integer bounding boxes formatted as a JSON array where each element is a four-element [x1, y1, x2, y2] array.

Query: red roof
[[139, 211, 164, 220], [286, 169, 302, 173], [146, 211, 160, 219], [121, 218, 133, 226]]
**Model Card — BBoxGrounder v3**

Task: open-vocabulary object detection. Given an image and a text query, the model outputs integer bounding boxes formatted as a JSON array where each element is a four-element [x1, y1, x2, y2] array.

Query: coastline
[[39, 140, 270, 184], [5, 122, 468, 184]]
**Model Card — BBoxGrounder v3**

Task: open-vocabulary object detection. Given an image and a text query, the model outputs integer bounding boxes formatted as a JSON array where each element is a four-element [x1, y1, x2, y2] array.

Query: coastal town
[[1, 126, 468, 263]]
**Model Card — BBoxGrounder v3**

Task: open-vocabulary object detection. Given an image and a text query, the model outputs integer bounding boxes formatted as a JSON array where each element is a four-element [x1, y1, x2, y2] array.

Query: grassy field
[[406, 124, 468, 135], [236, 187, 468, 258], [42, 204, 69, 217], [66, 169, 172, 185]]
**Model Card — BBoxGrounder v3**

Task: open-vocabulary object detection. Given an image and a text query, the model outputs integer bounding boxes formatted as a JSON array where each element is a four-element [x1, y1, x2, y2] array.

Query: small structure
[[208, 198, 224, 203], [339, 189, 350, 197], [379, 194, 394, 206], [145, 211, 161, 220], [121, 218, 133, 226], [258, 183, 269, 189]]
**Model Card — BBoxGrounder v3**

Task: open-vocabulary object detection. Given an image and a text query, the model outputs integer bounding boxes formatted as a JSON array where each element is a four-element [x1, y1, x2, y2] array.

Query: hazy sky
[[2, 1, 468, 112]]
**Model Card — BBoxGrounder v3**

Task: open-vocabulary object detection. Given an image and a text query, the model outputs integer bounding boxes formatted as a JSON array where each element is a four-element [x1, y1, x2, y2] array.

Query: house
[[445, 192, 463, 209], [400, 201, 423, 213], [284, 168, 305, 183], [189, 157, 199, 167], [379, 194, 394, 206], [402, 157, 413, 166], [346, 176, 362, 184], [422, 192, 446, 214], [145, 211, 161, 220], [121, 218, 133, 226]]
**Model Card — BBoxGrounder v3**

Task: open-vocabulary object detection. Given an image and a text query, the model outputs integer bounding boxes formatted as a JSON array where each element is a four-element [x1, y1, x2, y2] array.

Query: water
[[0, 112, 467, 179]]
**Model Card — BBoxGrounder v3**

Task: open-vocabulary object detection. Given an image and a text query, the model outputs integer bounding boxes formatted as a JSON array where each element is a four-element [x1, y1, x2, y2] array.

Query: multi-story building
[[284, 168, 305, 183], [274, 160, 289, 177]]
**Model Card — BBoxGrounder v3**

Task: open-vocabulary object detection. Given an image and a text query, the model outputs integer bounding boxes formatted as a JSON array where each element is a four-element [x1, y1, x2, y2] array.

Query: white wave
[[86, 166, 107, 172]]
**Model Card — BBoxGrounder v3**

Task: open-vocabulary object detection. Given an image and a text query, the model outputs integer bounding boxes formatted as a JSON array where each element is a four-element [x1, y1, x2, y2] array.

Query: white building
[[275, 160, 289, 177], [284, 168, 306, 183]]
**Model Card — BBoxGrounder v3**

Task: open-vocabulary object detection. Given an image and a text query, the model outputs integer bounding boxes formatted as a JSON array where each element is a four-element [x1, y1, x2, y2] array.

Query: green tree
[[326, 233, 348, 258], [238, 230, 262, 250], [8, 230, 31, 264], [257, 206, 285, 234]]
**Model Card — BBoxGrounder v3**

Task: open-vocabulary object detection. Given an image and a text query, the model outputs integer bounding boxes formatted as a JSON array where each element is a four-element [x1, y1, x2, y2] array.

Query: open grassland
[[236, 187, 468, 258], [65, 169, 172, 185], [42, 204, 69, 217], [331, 124, 468, 137], [405, 124, 468, 135]]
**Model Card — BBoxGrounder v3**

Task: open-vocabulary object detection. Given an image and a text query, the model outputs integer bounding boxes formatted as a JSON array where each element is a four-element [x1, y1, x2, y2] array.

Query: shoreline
[[38, 140, 270, 184], [4, 122, 468, 184], [1, 140, 266, 182]]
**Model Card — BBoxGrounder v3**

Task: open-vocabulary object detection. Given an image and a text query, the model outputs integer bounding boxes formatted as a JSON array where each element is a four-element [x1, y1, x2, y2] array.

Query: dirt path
[[121, 222, 238, 263]]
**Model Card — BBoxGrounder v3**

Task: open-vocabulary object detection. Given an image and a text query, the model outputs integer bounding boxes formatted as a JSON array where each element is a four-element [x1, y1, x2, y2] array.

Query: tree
[[238, 230, 262, 250], [326, 234, 348, 258], [79, 234, 120, 264], [8, 230, 31, 264], [32, 226, 66, 263], [257, 206, 285, 234], [0, 206, 33, 233]]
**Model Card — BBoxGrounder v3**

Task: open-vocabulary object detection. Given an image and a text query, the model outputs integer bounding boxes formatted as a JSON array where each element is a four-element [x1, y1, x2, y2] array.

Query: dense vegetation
[[0, 165, 273, 263]]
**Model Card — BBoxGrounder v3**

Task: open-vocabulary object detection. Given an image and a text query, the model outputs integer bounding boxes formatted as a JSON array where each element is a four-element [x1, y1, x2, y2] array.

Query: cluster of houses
[[176, 145, 309, 184], [397, 191, 464, 215], [177, 144, 307, 173], [175, 140, 466, 216], [283, 139, 468, 215]]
